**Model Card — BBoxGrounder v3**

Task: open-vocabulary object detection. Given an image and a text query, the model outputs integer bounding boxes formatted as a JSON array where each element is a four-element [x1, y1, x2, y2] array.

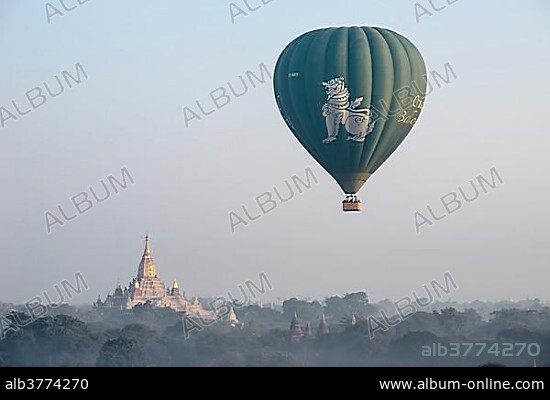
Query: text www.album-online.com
[[380, 379, 544, 390]]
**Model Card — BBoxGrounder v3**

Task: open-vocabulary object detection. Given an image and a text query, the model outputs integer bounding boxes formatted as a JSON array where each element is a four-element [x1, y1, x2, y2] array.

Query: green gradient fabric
[[274, 27, 427, 195]]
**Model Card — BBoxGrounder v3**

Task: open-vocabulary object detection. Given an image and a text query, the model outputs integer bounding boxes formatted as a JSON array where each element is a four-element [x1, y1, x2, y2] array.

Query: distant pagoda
[[288, 312, 331, 342], [318, 313, 329, 335], [289, 312, 304, 342], [95, 235, 215, 319], [131, 235, 167, 300]]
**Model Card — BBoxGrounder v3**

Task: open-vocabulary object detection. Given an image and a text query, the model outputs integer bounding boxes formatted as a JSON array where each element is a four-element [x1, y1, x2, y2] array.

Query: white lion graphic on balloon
[[321, 77, 376, 144]]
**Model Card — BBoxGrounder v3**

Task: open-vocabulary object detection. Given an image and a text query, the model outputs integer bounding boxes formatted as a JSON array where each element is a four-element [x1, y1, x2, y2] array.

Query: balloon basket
[[343, 195, 362, 212]]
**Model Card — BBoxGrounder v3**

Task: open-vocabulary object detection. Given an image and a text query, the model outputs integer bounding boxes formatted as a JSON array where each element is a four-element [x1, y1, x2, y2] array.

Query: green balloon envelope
[[274, 26, 427, 197]]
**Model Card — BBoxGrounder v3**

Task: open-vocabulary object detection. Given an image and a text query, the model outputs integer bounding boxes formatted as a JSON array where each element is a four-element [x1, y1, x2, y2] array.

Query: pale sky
[[0, 0, 549, 304]]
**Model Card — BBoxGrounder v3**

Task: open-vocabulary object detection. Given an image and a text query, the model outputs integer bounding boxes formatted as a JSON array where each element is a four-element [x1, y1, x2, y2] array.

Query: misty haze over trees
[[0, 294, 548, 367]]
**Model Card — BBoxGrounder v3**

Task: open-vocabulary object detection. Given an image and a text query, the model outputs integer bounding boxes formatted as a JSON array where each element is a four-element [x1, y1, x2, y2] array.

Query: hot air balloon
[[274, 26, 427, 212]]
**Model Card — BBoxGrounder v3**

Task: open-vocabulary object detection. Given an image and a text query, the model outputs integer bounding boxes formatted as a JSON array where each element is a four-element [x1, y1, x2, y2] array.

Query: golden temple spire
[[144, 234, 151, 256], [137, 234, 157, 279]]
